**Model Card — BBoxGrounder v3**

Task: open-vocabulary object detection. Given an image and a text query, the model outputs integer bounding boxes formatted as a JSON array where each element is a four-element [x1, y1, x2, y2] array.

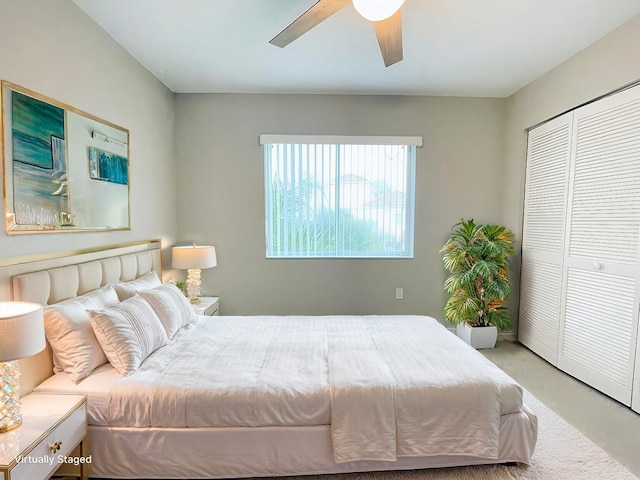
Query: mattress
[[34, 362, 119, 425], [35, 316, 524, 458]]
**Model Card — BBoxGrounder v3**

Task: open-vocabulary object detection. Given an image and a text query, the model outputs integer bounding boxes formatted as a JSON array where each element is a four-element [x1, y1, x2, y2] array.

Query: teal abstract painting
[[12, 91, 65, 169], [89, 147, 128, 185], [10, 90, 69, 226]]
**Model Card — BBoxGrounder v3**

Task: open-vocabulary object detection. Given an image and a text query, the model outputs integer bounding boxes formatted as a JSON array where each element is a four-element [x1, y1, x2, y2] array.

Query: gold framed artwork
[[1, 81, 131, 233]]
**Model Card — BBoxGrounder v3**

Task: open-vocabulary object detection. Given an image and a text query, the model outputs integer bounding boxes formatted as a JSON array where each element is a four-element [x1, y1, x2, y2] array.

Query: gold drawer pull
[[50, 440, 63, 453]]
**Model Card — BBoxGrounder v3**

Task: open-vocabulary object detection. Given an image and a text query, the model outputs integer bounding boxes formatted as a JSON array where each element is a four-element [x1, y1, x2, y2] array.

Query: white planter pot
[[456, 323, 498, 349]]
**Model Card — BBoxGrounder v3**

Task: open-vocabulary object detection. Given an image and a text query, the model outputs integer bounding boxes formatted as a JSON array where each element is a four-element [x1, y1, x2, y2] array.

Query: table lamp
[[0, 301, 45, 432], [172, 245, 217, 304]]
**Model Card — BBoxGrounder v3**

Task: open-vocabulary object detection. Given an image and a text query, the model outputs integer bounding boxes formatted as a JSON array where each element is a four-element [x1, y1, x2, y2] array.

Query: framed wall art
[[89, 147, 128, 185], [1, 81, 131, 232]]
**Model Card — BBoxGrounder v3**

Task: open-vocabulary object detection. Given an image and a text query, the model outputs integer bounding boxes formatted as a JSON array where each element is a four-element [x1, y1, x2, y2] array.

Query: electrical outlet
[[395, 287, 404, 300]]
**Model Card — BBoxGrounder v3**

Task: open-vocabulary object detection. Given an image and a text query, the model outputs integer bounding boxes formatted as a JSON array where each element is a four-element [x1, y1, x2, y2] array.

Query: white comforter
[[108, 315, 523, 463]]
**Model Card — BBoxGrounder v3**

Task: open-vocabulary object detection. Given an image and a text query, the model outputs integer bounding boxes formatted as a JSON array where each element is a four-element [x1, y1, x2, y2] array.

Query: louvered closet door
[[519, 113, 572, 364], [559, 85, 640, 406]]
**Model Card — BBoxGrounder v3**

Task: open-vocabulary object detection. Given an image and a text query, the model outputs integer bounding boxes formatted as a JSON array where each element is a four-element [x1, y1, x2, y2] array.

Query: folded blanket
[[328, 317, 502, 462], [329, 350, 396, 462]]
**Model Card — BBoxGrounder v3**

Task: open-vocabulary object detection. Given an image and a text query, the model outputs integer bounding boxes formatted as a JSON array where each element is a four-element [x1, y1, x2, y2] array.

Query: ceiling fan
[[269, 0, 406, 67]]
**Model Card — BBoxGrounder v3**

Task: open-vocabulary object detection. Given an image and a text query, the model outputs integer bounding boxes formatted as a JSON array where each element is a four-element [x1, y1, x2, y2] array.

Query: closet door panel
[[560, 268, 636, 404], [559, 86, 640, 405], [519, 113, 572, 364], [519, 259, 563, 363]]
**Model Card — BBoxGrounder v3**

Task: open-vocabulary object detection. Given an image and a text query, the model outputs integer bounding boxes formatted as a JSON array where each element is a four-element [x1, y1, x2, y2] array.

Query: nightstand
[[0, 394, 87, 480], [192, 296, 219, 316]]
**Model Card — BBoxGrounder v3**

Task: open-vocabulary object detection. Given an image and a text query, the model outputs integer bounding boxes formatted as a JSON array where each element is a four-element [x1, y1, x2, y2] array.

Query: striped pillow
[[112, 271, 162, 301], [137, 284, 196, 338], [89, 296, 169, 376]]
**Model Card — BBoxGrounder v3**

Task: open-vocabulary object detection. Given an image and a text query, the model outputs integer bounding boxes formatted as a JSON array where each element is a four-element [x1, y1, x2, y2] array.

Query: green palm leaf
[[441, 219, 514, 329]]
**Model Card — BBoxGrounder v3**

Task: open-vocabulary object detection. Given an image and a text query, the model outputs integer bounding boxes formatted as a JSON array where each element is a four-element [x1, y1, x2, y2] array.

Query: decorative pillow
[[137, 284, 197, 338], [112, 271, 162, 301], [76, 284, 121, 308], [89, 296, 169, 376], [44, 301, 109, 383], [44, 284, 119, 382]]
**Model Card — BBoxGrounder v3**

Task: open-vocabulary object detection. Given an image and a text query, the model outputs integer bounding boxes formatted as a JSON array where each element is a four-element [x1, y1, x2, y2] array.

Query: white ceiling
[[72, 0, 640, 97]]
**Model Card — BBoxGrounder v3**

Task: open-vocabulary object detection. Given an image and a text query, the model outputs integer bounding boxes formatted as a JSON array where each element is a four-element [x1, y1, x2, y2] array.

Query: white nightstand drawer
[[0, 395, 87, 480], [9, 403, 86, 480], [203, 302, 219, 316]]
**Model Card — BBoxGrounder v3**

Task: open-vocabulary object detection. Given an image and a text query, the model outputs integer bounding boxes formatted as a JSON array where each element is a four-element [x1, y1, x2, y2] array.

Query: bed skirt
[[84, 406, 537, 479]]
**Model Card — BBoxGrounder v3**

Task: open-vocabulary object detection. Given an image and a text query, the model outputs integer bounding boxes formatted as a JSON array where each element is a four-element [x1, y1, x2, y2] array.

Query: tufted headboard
[[0, 240, 162, 395], [12, 248, 159, 305]]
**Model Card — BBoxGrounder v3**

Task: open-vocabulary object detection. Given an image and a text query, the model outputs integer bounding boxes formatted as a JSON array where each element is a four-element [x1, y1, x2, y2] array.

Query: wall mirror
[[1, 81, 130, 233]]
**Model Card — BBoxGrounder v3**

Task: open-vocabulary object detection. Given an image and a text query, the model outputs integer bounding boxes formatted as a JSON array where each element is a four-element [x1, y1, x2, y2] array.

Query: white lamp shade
[[353, 0, 405, 21], [0, 302, 45, 362], [172, 245, 217, 270]]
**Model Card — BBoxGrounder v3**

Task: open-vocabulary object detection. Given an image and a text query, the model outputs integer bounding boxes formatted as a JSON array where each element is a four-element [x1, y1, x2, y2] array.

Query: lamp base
[[186, 268, 202, 304], [0, 361, 22, 433]]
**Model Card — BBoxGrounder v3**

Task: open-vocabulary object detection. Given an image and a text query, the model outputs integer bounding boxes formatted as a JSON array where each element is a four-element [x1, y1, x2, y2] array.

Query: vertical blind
[[262, 136, 419, 258]]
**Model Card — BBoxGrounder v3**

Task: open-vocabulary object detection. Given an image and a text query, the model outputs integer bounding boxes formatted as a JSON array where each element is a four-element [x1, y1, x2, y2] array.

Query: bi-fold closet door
[[520, 112, 572, 365], [520, 85, 640, 412]]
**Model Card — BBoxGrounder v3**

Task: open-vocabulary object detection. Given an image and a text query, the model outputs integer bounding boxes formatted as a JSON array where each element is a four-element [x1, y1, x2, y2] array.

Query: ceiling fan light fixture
[[353, 0, 405, 22]]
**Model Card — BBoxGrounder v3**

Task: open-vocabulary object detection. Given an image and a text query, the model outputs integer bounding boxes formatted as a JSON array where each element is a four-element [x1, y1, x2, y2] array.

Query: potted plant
[[168, 278, 188, 297], [440, 219, 514, 349], [175, 280, 188, 296]]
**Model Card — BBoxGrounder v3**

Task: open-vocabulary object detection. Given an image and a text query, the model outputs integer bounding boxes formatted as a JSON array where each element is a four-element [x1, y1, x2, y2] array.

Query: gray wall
[[0, 0, 177, 272], [503, 14, 640, 333], [175, 94, 506, 320], [6, 0, 636, 328]]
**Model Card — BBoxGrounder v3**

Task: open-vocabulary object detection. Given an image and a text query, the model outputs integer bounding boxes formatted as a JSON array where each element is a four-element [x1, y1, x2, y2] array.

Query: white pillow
[[137, 284, 196, 338], [76, 284, 121, 308], [113, 271, 162, 301], [44, 301, 109, 383], [89, 296, 169, 376], [44, 284, 119, 382]]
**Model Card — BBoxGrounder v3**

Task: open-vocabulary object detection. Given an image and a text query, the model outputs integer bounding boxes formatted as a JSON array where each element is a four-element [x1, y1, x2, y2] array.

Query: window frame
[[261, 135, 422, 259]]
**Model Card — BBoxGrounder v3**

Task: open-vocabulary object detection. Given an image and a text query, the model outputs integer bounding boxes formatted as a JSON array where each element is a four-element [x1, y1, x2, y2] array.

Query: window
[[261, 135, 421, 258]]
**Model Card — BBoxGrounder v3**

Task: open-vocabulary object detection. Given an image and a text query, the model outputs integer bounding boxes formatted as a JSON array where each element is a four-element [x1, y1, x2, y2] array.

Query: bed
[[4, 241, 537, 479]]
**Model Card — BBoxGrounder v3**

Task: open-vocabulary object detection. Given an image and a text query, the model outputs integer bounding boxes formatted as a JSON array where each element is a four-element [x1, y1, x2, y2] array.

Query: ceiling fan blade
[[373, 9, 403, 67], [270, 0, 351, 48]]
